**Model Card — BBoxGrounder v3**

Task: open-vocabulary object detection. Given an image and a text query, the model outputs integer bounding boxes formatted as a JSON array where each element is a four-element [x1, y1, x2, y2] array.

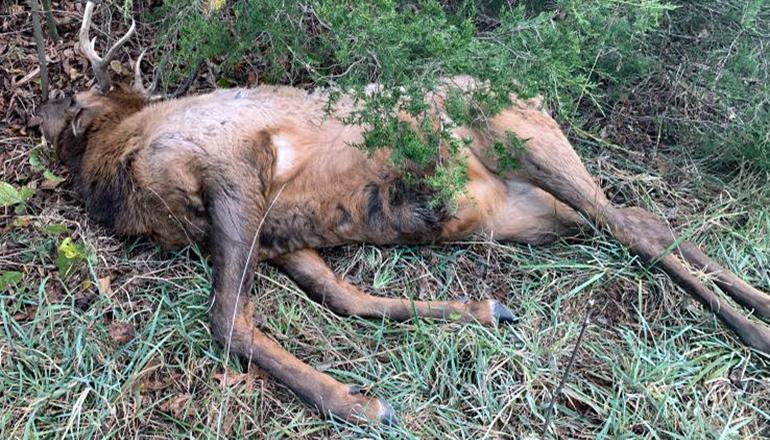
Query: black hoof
[[378, 399, 398, 426], [491, 300, 516, 324], [348, 384, 362, 395]]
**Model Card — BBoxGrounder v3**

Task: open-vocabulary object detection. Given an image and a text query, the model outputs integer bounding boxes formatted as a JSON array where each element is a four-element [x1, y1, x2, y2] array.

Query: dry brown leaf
[[108, 321, 135, 344], [159, 393, 192, 418], [138, 375, 178, 393], [67, 67, 81, 81], [212, 370, 251, 388], [40, 179, 62, 190], [98, 276, 112, 296], [109, 60, 127, 75], [46, 282, 63, 303], [12, 306, 37, 322], [212, 366, 266, 393]]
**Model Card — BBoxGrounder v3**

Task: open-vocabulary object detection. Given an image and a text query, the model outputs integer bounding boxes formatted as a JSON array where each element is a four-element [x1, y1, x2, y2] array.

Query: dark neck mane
[[66, 89, 148, 231]]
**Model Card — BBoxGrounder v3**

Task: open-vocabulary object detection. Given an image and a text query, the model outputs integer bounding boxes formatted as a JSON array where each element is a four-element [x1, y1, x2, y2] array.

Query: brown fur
[[39, 75, 770, 425]]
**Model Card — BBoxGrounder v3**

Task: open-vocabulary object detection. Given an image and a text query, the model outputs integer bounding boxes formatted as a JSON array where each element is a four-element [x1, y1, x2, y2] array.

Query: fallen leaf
[[212, 365, 266, 392], [41, 170, 65, 189], [109, 60, 127, 75], [67, 67, 81, 81], [13, 216, 32, 228], [46, 282, 63, 303], [13, 306, 37, 322], [109, 321, 135, 344], [98, 276, 112, 296], [159, 393, 192, 418], [138, 373, 180, 392], [212, 369, 251, 388]]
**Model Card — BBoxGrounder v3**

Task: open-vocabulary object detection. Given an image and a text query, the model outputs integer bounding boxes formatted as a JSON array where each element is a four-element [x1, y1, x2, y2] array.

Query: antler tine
[[133, 49, 148, 95], [104, 19, 136, 63], [132, 49, 159, 99], [79, 1, 136, 93]]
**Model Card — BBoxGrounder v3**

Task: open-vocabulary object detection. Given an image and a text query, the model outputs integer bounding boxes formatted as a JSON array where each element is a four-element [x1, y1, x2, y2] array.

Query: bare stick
[[28, 0, 49, 101], [40, 0, 59, 42], [543, 299, 594, 438]]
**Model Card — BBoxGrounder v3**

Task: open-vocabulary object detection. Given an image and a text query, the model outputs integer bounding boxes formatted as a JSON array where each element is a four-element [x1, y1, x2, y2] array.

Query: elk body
[[38, 2, 770, 425]]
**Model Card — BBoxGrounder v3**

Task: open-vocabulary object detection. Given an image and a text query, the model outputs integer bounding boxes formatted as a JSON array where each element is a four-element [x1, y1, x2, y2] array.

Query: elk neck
[[70, 89, 148, 231]]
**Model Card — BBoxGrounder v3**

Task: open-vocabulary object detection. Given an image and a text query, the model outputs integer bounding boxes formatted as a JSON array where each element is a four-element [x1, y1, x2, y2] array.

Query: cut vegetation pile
[[1, 1, 768, 438]]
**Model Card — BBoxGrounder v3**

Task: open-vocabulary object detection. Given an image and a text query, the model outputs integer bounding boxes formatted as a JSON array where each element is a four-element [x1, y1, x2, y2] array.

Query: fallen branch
[[13, 66, 41, 88], [28, 0, 49, 101], [41, 0, 59, 42]]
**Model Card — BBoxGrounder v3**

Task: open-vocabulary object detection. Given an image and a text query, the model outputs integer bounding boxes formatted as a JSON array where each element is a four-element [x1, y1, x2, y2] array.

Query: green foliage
[[29, 147, 65, 186], [150, 0, 669, 201], [651, 0, 770, 171], [55, 237, 89, 280], [0, 182, 25, 207], [0, 271, 22, 292], [0, 181, 34, 214], [492, 131, 528, 173], [149, 0, 770, 180]]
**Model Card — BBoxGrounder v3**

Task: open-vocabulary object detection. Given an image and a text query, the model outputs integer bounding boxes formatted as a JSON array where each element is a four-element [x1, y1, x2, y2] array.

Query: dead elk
[[37, 1, 770, 425]]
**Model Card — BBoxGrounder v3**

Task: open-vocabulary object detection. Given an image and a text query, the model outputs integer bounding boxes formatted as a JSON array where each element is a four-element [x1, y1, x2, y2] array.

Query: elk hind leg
[[483, 104, 770, 352]]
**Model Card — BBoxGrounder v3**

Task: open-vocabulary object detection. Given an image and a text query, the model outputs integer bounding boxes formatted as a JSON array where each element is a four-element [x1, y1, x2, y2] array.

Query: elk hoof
[[347, 385, 361, 395], [377, 399, 398, 426], [491, 300, 516, 325]]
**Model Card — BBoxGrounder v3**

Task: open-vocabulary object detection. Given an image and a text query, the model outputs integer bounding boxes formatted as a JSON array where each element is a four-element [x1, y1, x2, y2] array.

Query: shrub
[[651, 0, 770, 172], [144, 0, 673, 199]]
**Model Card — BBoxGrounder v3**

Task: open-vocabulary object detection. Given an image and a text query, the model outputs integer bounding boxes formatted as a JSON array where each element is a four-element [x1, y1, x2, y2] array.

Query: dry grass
[[2, 1, 769, 439]]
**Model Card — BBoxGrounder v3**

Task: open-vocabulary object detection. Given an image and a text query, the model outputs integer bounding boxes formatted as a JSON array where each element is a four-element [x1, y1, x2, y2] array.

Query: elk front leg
[[272, 249, 515, 325], [204, 139, 395, 425], [485, 103, 770, 352], [209, 284, 395, 424]]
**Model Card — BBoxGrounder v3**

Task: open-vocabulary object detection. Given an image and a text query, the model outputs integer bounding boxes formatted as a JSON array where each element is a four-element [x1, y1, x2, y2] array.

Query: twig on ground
[[41, 0, 59, 42], [28, 0, 49, 101], [543, 299, 595, 438]]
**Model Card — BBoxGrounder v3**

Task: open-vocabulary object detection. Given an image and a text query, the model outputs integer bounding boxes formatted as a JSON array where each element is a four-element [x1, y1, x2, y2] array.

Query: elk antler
[[79, 1, 135, 93], [132, 49, 157, 98]]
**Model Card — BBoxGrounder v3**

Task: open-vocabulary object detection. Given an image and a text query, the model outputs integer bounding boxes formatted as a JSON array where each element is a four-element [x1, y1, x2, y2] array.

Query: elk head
[[39, 1, 151, 169]]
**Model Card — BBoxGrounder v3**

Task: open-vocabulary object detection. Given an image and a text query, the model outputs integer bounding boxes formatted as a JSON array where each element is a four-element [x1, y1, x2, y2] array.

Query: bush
[[650, 0, 770, 172], [142, 0, 770, 195]]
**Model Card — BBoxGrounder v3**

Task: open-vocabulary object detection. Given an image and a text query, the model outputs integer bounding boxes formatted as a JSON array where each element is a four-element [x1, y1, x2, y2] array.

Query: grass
[[2, 153, 769, 438], [2, 0, 770, 438]]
